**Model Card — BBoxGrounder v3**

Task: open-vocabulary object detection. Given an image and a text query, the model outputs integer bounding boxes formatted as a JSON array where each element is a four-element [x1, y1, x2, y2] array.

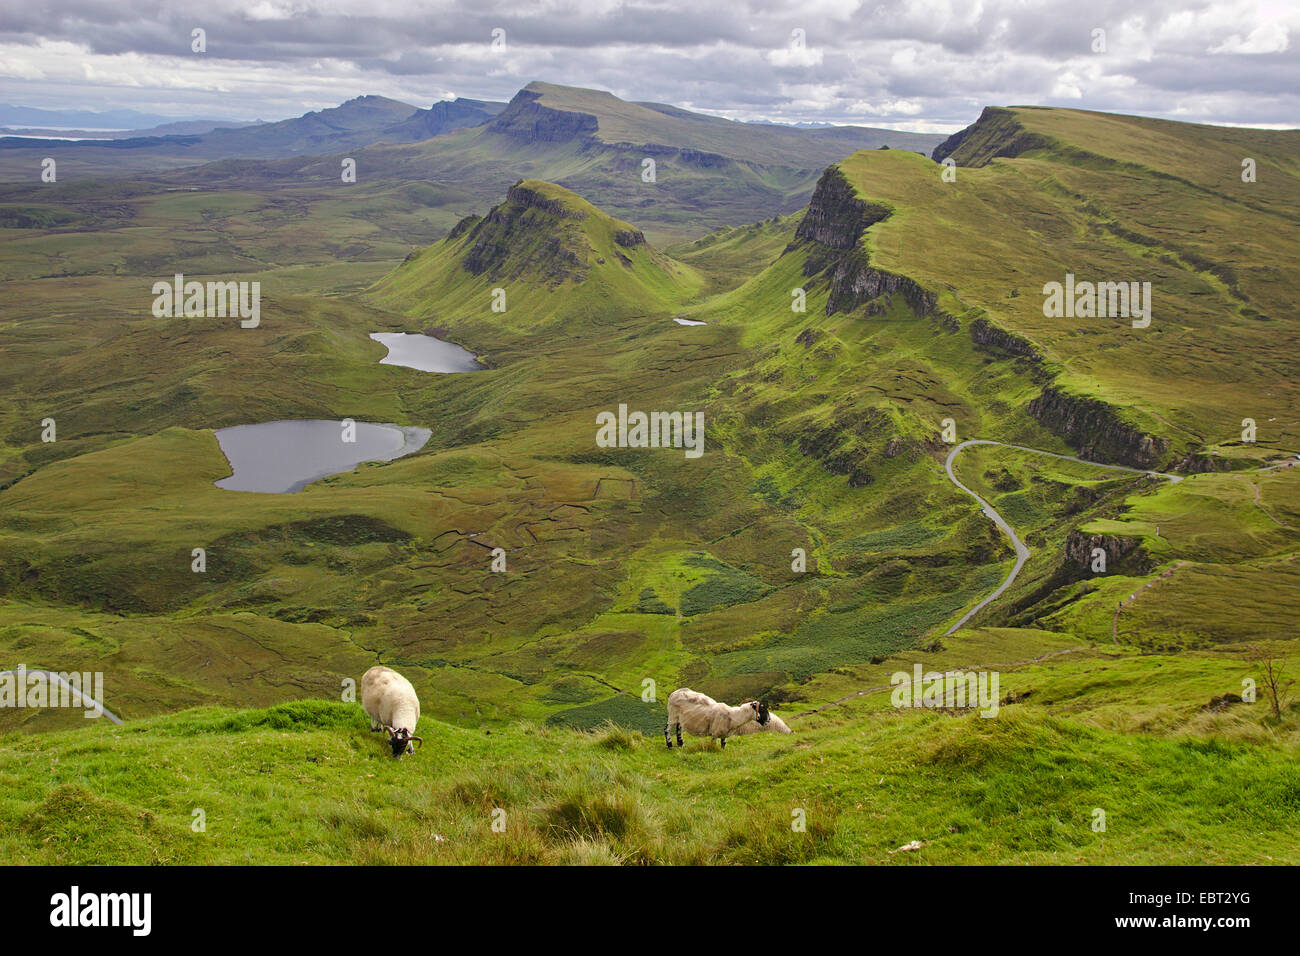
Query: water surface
[[215, 419, 430, 493], [370, 332, 483, 373]]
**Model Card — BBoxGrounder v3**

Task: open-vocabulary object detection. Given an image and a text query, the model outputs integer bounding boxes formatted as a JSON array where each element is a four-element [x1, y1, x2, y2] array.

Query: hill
[[0, 93, 504, 175], [488, 81, 942, 163], [373, 178, 703, 329]]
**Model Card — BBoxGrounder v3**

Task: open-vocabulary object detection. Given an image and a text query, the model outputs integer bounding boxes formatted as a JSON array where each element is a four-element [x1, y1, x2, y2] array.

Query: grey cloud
[[0, 0, 1293, 129]]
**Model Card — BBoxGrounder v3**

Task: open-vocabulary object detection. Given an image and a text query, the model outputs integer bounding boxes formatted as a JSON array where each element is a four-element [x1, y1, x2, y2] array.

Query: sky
[[0, 0, 1296, 133]]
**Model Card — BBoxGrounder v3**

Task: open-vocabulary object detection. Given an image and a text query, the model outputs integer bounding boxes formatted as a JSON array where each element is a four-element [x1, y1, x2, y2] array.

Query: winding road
[[942, 440, 1183, 636], [0, 668, 123, 725]]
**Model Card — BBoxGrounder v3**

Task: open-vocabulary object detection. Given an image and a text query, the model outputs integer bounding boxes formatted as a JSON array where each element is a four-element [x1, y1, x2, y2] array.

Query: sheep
[[664, 687, 769, 749], [730, 711, 792, 735], [361, 665, 423, 758]]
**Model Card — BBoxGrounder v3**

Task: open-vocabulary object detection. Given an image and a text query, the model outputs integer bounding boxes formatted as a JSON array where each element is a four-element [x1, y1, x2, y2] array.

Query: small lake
[[370, 332, 483, 373], [214, 420, 431, 493], [673, 317, 707, 326]]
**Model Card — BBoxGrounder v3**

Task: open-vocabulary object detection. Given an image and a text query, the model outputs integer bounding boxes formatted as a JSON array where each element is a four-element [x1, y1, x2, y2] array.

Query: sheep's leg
[[719, 736, 726, 749], [664, 720, 672, 748], [675, 721, 683, 747]]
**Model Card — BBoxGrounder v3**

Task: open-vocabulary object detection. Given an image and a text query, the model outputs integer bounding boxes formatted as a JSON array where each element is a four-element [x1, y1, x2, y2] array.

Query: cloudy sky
[[1, 0, 1295, 132]]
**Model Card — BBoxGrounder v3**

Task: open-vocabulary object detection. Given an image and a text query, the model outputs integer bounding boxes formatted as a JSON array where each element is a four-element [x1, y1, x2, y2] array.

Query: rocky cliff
[[970, 316, 1043, 363], [1027, 386, 1170, 469], [791, 167, 958, 330], [460, 181, 588, 282], [1063, 530, 1155, 581], [931, 106, 1056, 166], [486, 89, 599, 143]]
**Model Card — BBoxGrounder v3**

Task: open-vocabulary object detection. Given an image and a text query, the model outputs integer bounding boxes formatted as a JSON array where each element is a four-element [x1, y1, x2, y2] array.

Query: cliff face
[[486, 90, 599, 143], [793, 166, 891, 248], [970, 316, 1042, 362], [460, 182, 588, 282], [931, 106, 1056, 166], [792, 167, 957, 330], [1027, 386, 1170, 469], [1063, 530, 1155, 581], [386, 97, 505, 140]]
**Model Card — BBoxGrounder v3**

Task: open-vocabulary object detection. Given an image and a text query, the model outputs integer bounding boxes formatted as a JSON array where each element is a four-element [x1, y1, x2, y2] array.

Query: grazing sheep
[[730, 711, 792, 735], [361, 665, 423, 758], [664, 687, 769, 749]]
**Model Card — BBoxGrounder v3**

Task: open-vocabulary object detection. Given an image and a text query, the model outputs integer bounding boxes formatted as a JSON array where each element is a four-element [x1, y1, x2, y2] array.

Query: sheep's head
[[385, 726, 423, 758], [745, 700, 771, 726]]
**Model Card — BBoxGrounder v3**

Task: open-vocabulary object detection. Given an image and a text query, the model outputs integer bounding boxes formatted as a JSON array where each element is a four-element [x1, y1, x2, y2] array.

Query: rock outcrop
[[1027, 386, 1170, 469], [970, 316, 1042, 362], [1062, 530, 1155, 581], [793, 167, 891, 249], [931, 106, 1056, 166], [487, 89, 598, 143], [791, 167, 958, 330], [460, 181, 588, 282]]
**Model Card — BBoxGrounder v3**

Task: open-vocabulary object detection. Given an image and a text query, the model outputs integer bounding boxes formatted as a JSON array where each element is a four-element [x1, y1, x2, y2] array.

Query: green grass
[[3, 656, 1297, 865]]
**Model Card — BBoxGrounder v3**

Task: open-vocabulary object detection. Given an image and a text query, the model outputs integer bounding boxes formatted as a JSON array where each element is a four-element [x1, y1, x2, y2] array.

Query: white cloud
[[1209, 23, 1289, 54]]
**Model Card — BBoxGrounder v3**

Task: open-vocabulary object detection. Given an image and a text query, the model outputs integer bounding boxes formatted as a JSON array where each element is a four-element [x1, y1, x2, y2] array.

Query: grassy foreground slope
[[3, 625, 1298, 866]]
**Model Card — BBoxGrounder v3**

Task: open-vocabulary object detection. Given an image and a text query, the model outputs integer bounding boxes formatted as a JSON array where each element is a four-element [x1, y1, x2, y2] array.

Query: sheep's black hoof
[[665, 741, 672, 749]]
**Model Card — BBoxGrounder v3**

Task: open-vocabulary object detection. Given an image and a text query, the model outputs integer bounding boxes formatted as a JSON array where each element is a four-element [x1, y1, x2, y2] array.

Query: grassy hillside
[[841, 108, 1300, 462], [1, 104, 1297, 866], [372, 179, 704, 330], [4, 622, 1297, 865]]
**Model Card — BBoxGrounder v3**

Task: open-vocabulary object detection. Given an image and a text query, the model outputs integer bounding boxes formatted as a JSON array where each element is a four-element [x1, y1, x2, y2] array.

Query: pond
[[214, 420, 431, 493], [369, 332, 484, 372]]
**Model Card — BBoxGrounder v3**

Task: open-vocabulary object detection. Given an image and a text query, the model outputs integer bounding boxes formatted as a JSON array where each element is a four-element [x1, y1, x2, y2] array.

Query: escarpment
[[1028, 386, 1170, 469], [970, 316, 1042, 363], [791, 167, 958, 330], [932, 106, 1057, 167], [793, 166, 891, 249], [487, 89, 599, 143]]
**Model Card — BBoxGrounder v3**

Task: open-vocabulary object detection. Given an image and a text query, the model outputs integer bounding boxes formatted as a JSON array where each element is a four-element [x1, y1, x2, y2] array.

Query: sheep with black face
[[361, 665, 423, 758], [664, 687, 769, 749], [730, 711, 793, 735]]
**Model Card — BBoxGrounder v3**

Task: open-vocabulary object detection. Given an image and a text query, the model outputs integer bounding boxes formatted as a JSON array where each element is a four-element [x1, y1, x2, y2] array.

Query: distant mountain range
[[0, 81, 945, 238], [0, 104, 185, 128], [1, 82, 940, 167]]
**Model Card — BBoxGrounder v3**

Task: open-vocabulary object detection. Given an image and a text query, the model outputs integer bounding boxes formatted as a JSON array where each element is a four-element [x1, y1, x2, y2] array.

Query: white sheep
[[664, 687, 769, 749], [361, 665, 423, 758], [730, 711, 792, 735]]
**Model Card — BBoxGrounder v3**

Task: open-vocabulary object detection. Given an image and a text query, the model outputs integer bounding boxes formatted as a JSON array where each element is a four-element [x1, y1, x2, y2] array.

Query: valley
[[0, 81, 1296, 866]]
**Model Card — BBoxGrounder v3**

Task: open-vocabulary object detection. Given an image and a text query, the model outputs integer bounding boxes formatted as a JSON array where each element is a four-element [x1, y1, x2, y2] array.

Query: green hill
[[1, 102, 1298, 866], [372, 179, 704, 330]]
